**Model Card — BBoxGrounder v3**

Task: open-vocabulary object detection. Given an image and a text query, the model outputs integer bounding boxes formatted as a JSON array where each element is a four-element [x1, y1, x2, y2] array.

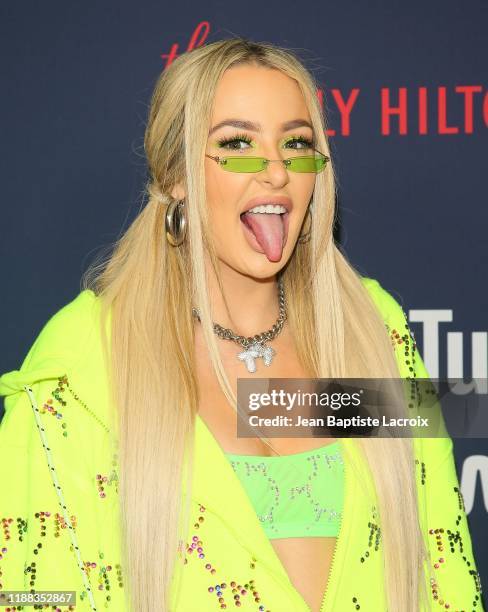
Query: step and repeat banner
[[1, 1, 486, 602]]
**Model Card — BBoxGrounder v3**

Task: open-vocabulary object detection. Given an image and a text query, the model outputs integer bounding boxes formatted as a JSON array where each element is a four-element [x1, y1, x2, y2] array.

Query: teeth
[[246, 204, 287, 214]]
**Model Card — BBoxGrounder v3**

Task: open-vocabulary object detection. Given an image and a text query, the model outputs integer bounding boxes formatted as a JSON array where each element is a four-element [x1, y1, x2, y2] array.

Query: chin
[[238, 253, 293, 280]]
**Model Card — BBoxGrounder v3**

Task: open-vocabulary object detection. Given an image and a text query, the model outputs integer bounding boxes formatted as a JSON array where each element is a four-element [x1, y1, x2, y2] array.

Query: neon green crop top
[[224, 441, 344, 539]]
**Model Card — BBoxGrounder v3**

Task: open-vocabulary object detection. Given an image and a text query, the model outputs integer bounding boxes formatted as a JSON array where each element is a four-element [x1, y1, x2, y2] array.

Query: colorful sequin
[[416, 458, 427, 485], [19, 382, 114, 610], [182, 505, 271, 610], [359, 506, 381, 564], [426, 485, 483, 609]]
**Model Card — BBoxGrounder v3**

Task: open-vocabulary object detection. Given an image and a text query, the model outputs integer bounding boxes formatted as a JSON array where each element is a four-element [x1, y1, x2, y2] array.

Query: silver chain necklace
[[192, 276, 287, 373]]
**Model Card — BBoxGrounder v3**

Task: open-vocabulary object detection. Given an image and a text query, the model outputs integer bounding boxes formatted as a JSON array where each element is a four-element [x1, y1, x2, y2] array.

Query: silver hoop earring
[[298, 205, 312, 244], [165, 198, 187, 246]]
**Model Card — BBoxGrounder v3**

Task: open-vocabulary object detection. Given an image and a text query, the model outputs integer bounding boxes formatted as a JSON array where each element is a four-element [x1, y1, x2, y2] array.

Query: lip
[[240, 195, 293, 214]]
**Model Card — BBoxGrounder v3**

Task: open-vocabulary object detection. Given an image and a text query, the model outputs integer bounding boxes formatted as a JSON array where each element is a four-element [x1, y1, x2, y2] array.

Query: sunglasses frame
[[205, 147, 330, 173]]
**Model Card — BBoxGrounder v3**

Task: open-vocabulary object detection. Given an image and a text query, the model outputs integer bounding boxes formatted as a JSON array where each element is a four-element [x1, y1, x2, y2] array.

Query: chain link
[[191, 276, 286, 348]]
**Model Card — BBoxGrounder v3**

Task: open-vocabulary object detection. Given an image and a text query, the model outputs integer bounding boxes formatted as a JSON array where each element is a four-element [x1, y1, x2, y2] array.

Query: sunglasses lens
[[220, 157, 265, 173], [219, 155, 329, 173], [288, 156, 328, 173]]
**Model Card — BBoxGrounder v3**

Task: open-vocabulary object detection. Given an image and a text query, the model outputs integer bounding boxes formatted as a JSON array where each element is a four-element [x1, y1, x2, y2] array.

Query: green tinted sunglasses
[[205, 149, 330, 173]]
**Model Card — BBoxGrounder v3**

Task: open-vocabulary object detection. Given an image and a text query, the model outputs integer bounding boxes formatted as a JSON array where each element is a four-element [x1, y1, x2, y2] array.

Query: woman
[[0, 38, 483, 612]]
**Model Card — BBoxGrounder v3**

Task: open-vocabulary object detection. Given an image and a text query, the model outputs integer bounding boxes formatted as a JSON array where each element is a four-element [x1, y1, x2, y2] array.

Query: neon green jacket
[[0, 277, 483, 611]]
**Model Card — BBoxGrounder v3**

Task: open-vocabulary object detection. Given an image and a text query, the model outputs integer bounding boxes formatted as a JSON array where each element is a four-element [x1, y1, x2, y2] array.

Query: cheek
[[206, 180, 231, 207], [205, 174, 243, 253], [205, 166, 245, 211], [290, 180, 315, 225]]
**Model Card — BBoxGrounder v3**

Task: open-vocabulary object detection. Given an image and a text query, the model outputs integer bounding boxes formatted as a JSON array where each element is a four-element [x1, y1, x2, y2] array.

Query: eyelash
[[216, 132, 315, 150]]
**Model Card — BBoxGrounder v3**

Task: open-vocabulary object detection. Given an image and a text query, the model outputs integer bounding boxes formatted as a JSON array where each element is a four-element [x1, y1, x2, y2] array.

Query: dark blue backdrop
[[1, 0, 486, 602]]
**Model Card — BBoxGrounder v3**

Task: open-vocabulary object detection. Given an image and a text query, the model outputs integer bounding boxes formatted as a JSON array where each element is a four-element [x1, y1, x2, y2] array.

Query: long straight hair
[[82, 37, 429, 611]]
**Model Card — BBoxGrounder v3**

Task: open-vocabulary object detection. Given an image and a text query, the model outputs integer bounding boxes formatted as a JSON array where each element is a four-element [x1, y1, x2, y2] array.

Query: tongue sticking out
[[241, 212, 285, 262]]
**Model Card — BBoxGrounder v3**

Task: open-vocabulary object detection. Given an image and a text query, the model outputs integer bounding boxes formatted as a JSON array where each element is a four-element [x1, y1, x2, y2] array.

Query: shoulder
[[360, 276, 408, 329], [359, 275, 431, 379], [360, 275, 412, 348], [25, 289, 100, 366], [0, 289, 102, 397]]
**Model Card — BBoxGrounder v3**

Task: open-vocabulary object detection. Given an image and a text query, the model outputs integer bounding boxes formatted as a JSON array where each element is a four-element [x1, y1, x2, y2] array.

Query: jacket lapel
[[191, 414, 293, 588]]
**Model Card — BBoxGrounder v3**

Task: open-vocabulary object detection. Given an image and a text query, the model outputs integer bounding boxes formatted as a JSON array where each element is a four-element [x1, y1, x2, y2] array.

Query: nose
[[256, 150, 290, 187]]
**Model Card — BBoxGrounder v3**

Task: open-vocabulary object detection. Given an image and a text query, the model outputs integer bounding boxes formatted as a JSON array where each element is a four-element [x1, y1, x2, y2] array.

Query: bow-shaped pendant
[[237, 341, 276, 373]]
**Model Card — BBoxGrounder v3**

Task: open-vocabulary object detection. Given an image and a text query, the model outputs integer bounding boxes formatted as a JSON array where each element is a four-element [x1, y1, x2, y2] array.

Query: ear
[[171, 182, 186, 201]]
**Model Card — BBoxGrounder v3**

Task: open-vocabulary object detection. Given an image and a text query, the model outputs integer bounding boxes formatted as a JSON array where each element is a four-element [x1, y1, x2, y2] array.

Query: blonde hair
[[82, 37, 429, 612]]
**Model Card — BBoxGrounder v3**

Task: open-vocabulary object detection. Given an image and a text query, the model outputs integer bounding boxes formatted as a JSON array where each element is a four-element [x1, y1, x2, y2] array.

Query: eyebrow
[[208, 118, 314, 136]]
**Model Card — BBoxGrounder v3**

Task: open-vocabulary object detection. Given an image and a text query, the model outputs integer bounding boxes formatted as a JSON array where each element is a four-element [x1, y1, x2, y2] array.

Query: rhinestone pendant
[[237, 341, 276, 373]]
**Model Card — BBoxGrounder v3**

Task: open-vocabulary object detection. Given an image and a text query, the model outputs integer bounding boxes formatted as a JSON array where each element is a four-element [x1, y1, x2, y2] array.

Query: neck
[[203, 260, 282, 338]]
